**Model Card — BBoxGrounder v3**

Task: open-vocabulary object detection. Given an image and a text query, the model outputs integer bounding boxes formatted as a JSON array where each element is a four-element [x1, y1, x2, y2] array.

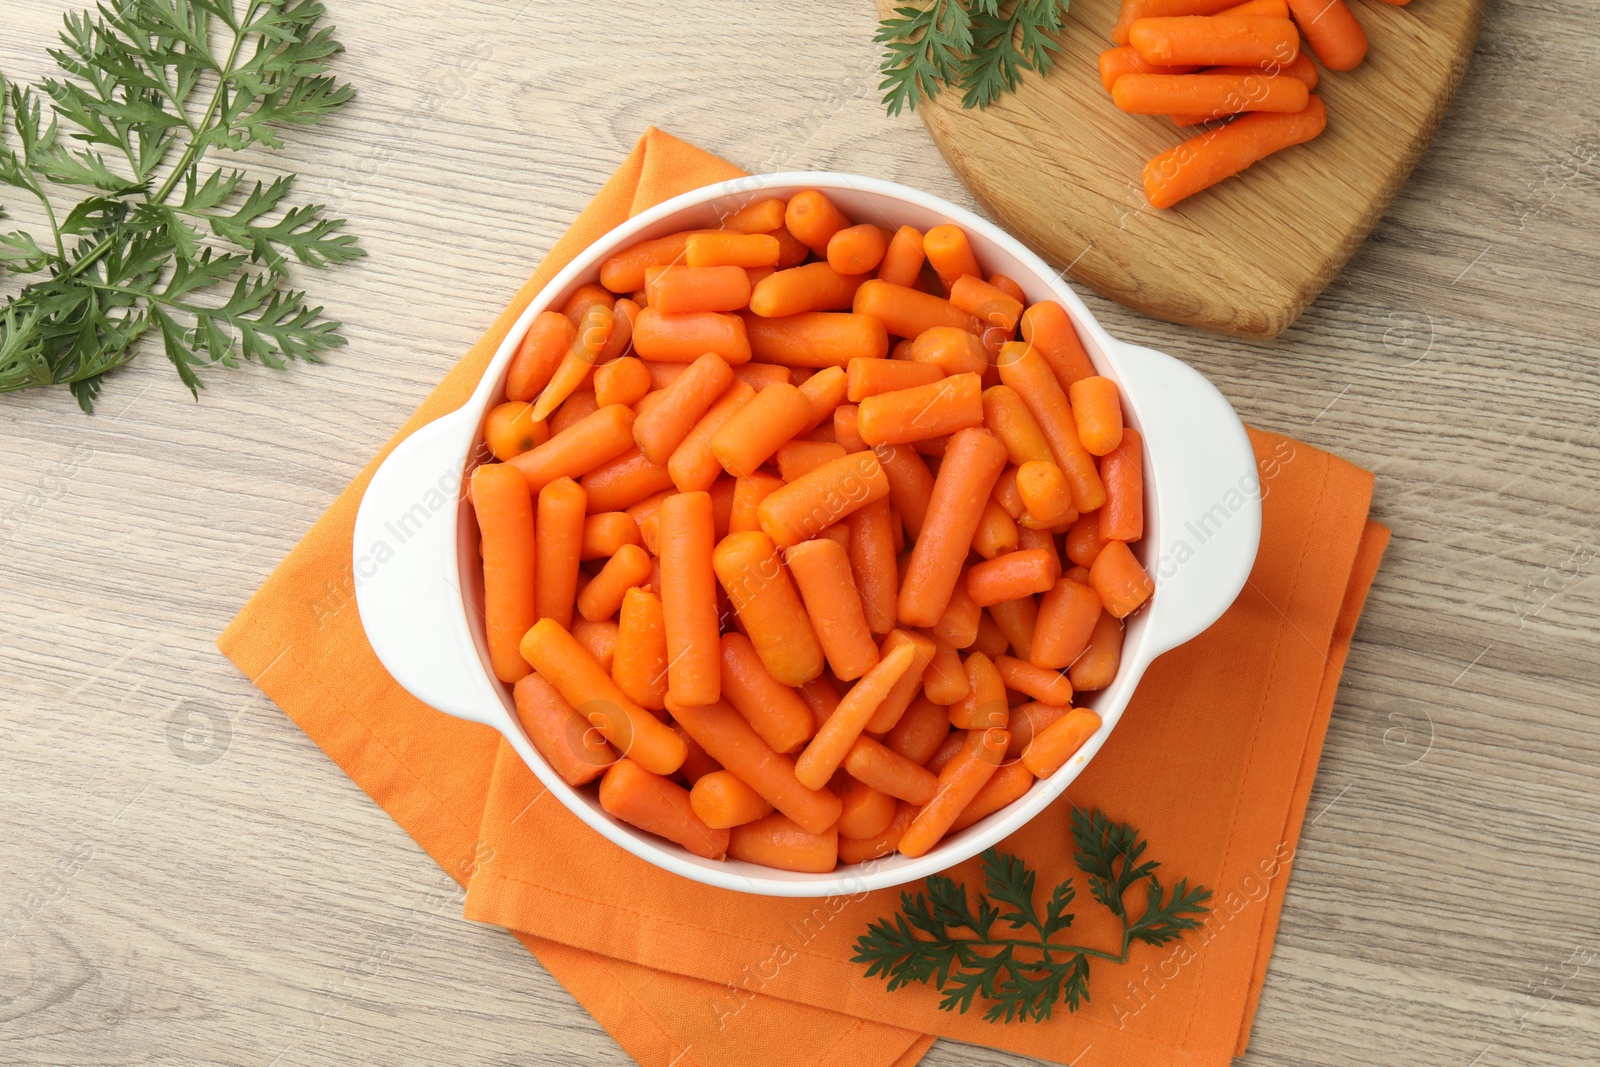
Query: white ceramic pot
[[353, 173, 1260, 897]]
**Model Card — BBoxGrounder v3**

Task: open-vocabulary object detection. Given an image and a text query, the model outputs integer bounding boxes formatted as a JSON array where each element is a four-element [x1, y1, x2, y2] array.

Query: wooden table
[[3, 2, 1596, 1064]]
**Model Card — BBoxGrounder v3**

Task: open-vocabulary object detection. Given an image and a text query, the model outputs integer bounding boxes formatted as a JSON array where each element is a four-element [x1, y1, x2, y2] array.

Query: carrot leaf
[[876, 0, 1070, 116]]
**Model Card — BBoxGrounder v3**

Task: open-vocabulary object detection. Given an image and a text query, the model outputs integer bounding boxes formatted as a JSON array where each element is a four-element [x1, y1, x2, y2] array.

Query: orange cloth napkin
[[218, 127, 1388, 1067]]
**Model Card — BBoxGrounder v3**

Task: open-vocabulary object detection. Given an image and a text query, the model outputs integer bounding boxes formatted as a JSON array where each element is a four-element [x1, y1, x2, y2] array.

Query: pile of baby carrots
[[1104, 0, 1407, 207], [467, 189, 1153, 874]]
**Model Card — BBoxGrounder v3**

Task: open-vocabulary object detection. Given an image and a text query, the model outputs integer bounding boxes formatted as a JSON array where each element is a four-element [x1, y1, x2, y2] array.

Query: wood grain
[[882, 0, 1483, 338], [2, 1, 1597, 1065]]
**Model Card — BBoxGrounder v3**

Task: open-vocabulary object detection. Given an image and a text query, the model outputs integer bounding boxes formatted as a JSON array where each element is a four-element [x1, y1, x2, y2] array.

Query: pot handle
[[352, 407, 512, 731], [1102, 341, 1261, 659]]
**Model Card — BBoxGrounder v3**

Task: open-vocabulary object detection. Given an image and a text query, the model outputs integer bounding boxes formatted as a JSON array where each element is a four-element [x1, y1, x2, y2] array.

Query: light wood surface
[[2, 2, 1597, 1066], [884, 0, 1482, 339]]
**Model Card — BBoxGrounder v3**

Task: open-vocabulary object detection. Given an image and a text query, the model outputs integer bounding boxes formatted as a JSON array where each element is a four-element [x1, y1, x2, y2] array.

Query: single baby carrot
[[580, 447, 675, 512], [1032, 574, 1104, 670], [1144, 95, 1327, 208], [777, 440, 847, 482], [593, 356, 652, 409], [973, 497, 1020, 559], [571, 609, 621, 661], [949, 651, 1009, 730], [1100, 427, 1144, 543], [908, 325, 988, 376], [836, 775, 898, 838], [797, 675, 842, 732], [749, 262, 867, 317], [728, 812, 838, 873], [1016, 460, 1075, 526], [1006, 700, 1069, 758], [924, 728, 969, 775], [509, 404, 636, 494], [898, 427, 1009, 627], [710, 382, 814, 478], [997, 342, 1107, 512], [519, 618, 686, 775], [1019, 301, 1097, 391], [719, 631, 817, 753], [757, 450, 890, 549], [847, 357, 943, 402], [950, 761, 1035, 831], [1070, 610, 1124, 691], [600, 229, 714, 292], [922, 224, 982, 290], [785, 189, 853, 257], [1112, 70, 1308, 116], [713, 531, 826, 686], [1065, 512, 1109, 567], [967, 548, 1059, 607], [485, 401, 549, 462], [646, 264, 752, 315], [632, 352, 733, 464], [877, 444, 935, 539], [794, 643, 917, 789], [1098, 44, 1199, 91], [507, 311, 576, 403], [685, 231, 781, 269], [858, 373, 984, 447], [666, 379, 756, 493], [513, 673, 614, 786], [667, 697, 843, 835], [576, 543, 653, 623], [1129, 15, 1301, 67], [846, 497, 899, 635], [898, 727, 1009, 858], [866, 628, 937, 733], [995, 655, 1073, 706], [827, 223, 889, 276], [798, 365, 850, 433], [989, 595, 1038, 662], [949, 275, 1023, 333], [934, 574, 982, 648], [471, 463, 537, 683], [659, 492, 722, 706], [876, 225, 927, 288], [552, 389, 600, 435], [1285, 0, 1366, 71], [743, 311, 889, 367], [1089, 539, 1155, 618], [721, 197, 788, 234], [613, 587, 669, 710], [531, 303, 613, 422], [839, 802, 916, 864], [1068, 376, 1125, 457], [923, 639, 970, 704], [728, 471, 785, 535], [598, 297, 639, 362], [581, 512, 642, 560], [1022, 708, 1103, 778], [631, 307, 751, 364], [987, 273, 1025, 303], [534, 476, 586, 630], [1018, 525, 1063, 581], [885, 694, 951, 765], [690, 770, 775, 829], [600, 758, 729, 860], [786, 537, 880, 680], [854, 279, 982, 339], [844, 736, 938, 805], [671, 724, 720, 783], [1112, 0, 1238, 45], [834, 404, 867, 452]]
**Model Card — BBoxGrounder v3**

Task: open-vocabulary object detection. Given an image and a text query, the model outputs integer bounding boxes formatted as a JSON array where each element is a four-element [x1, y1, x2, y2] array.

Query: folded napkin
[[218, 127, 1388, 1067]]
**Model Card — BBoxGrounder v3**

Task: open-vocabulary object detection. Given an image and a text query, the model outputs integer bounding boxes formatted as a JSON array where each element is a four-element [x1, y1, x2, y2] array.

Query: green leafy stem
[[876, 0, 1071, 116]]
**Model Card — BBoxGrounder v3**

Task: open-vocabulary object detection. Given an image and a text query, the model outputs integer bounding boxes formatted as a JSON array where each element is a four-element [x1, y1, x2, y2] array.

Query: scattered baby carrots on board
[[466, 192, 1159, 872]]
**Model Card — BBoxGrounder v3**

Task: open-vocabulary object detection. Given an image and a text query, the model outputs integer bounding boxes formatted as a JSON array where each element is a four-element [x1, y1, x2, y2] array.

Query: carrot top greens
[[876, 0, 1072, 116], [0, 0, 361, 413]]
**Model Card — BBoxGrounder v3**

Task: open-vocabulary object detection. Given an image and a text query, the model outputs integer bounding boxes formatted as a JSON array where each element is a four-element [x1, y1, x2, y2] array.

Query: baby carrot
[[1112, 0, 1238, 44], [853, 280, 982, 339], [667, 697, 843, 835], [1100, 427, 1144, 542], [934, 574, 982, 648], [576, 543, 653, 623], [877, 444, 935, 539], [785, 189, 853, 257], [580, 447, 675, 512], [532, 303, 613, 422], [721, 197, 788, 235], [534, 476, 586, 630], [507, 311, 576, 403], [908, 325, 988, 377], [562, 283, 613, 326], [973, 496, 1020, 559], [685, 231, 781, 269], [827, 223, 889, 276], [728, 471, 785, 535], [749, 262, 868, 317], [922, 225, 982, 290], [797, 676, 842, 733], [1098, 44, 1199, 91], [1065, 512, 1110, 567], [1019, 302, 1097, 391], [600, 229, 713, 293], [580, 511, 640, 560], [1145, 95, 1326, 208], [995, 655, 1073, 706], [485, 401, 550, 462], [839, 802, 916, 864], [1089, 539, 1155, 618], [743, 311, 889, 367], [1022, 708, 1103, 778], [847, 357, 943, 402], [997, 342, 1107, 512], [836, 775, 898, 839], [777, 440, 847, 482], [713, 531, 826, 686], [967, 548, 1058, 607], [513, 673, 614, 786], [690, 770, 775, 829], [950, 761, 1035, 831], [666, 380, 756, 493], [794, 643, 917, 789], [552, 390, 600, 435], [949, 650, 1009, 730], [844, 735, 938, 806], [600, 758, 728, 860], [647, 264, 752, 315], [471, 463, 537, 683], [858, 373, 984, 447], [729, 812, 838, 873], [898, 727, 1010, 858], [1018, 526, 1063, 579], [866, 628, 937, 733], [1070, 610, 1124, 691], [1032, 573, 1103, 670], [885, 694, 951, 766], [834, 404, 867, 452], [1286, 0, 1366, 71], [673, 724, 722, 784], [925, 728, 969, 775], [1016, 460, 1075, 526], [1068, 376, 1125, 456], [989, 595, 1039, 661], [898, 427, 1008, 626], [973, 611, 1011, 659], [757, 450, 891, 549], [1113, 70, 1308, 118], [786, 537, 880, 680], [593, 356, 652, 409], [709, 382, 813, 478], [798, 365, 850, 433], [519, 618, 686, 775], [1005, 700, 1069, 759], [949, 275, 1023, 333], [846, 497, 899, 635], [1129, 15, 1300, 67], [613, 587, 669, 711], [659, 492, 722, 706], [719, 631, 817, 753], [632, 353, 734, 464], [876, 225, 927, 288], [600, 297, 639, 362], [632, 307, 751, 364], [509, 404, 636, 494], [923, 639, 970, 704]]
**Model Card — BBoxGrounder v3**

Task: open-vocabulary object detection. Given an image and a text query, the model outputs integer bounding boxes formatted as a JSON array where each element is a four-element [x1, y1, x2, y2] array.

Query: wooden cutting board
[[875, 0, 1482, 338]]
